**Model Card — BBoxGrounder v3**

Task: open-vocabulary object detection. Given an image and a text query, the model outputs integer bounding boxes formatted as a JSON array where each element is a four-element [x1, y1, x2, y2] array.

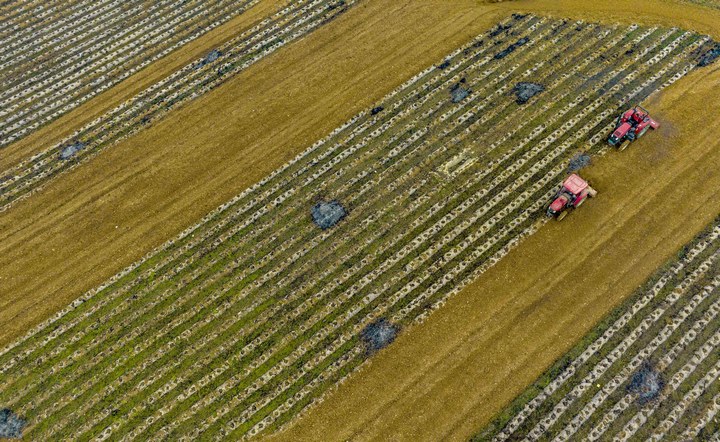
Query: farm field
[[478, 215, 720, 441], [0, 0, 508, 346], [0, 0, 360, 210], [2, 6, 719, 440], [0, 0, 287, 171], [2, 0, 720, 441], [0, 0, 279, 147], [270, 53, 720, 441]]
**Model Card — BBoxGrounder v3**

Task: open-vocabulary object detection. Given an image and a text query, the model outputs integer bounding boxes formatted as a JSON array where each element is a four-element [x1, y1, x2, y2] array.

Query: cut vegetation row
[[0, 0, 270, 146], [0, 0, 359, 210], [476, 215, 720, 441], [0, 14, 714, 440]]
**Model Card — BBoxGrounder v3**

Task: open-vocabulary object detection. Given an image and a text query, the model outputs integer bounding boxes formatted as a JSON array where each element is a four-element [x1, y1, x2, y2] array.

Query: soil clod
[[59, 140, 86, 160], [0, 409, 27, 439], [494, 37, 529, 59], [360, 318, 399, 353], [450, 81, 470, 103], [327, 0, 346, 10], [627, 361, 665, 404], [567, 152, 592, 172], [311, 200, 347, 229], [513, 82, 544, 104], [698, 42, 720, 66], [197, 49, 222, 69], [490, 23, 513, 37]]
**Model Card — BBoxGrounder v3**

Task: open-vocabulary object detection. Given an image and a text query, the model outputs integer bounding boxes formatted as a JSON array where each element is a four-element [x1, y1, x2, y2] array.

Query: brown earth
[[0, 0, 509, 345], [268, 2, 720, 440]]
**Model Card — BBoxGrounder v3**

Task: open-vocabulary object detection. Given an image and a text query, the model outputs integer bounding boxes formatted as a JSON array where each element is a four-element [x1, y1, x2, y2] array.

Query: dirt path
[[0, 0, 506, 345], [268, 3, 720, 440]]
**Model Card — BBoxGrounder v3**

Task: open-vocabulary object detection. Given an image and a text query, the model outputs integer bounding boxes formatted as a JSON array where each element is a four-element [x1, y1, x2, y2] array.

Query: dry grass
[[271, 61, 720, 441], [267, 1, 720, 440], [2, 0, 720, 440], [0, 0, 507, 348]]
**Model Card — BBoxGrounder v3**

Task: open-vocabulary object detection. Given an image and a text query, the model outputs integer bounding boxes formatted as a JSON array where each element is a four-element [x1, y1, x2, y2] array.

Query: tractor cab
[[546, 173, 597, 220], [623, 106, 649, 125], [609, 122, 633, 145], [608, 105, 659, 150]]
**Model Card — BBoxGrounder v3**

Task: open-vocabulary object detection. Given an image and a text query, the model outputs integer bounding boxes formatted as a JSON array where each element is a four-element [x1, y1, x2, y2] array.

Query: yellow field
[[0, 0, 508, 344], [268, 1, 720, 440], [272, 60, 720, 441], [2, 0, 720, 439]]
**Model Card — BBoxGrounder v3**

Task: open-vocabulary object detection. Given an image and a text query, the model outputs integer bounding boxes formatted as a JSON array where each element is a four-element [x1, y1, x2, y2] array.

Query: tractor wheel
[[576, 197, 586, 207], [557, 211, 568, 221], [638, 126, 649, 139], [619, 139, 631, 151]]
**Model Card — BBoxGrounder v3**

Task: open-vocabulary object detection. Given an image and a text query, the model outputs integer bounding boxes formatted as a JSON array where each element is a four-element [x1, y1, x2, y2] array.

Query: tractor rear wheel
[[638, 126, 649, 138], [619, 139, 631, 151], [557, 211, 568, 221]]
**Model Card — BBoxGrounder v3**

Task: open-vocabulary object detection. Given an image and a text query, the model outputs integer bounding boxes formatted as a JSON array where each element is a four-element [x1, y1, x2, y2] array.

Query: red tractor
[[546, 173, 597, 220], [608, 105, 659, 150]]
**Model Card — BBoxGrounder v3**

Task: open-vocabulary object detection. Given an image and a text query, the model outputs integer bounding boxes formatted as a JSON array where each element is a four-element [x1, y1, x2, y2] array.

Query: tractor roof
[[613, 122, 632, 137], [563, 173, 588, 195]]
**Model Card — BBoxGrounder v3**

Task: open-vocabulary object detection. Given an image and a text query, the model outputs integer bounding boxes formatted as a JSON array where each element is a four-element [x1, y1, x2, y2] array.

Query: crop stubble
[[0, 14, 711, 440]]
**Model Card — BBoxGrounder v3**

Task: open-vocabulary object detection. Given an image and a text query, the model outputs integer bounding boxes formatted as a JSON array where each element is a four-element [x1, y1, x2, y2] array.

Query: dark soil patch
[[59, 140, 86, 160], [698, 42, 720, 66], [489, 22, 512, 37], [450, 79, 470, 103], [196, 49, 222, 69], [627, 361, 665, 404], [311, 200, 346, 229], [567, 152, 591, 172], [360, 318, 399, 353], [513, 82, 544, 104], [437, 59, 451, 70], [494, 37, 529, 60], [0, 409, 26, 439], [327, 0, 346, 10]]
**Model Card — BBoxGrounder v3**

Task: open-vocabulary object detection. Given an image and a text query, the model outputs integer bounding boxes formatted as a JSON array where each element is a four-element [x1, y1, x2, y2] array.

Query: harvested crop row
[[0, 0, 355, 148], [0, 0, 359, 209], [0, 15, 712, 440], [476, 216, 720, 441], [0, 0, 269, 145]]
